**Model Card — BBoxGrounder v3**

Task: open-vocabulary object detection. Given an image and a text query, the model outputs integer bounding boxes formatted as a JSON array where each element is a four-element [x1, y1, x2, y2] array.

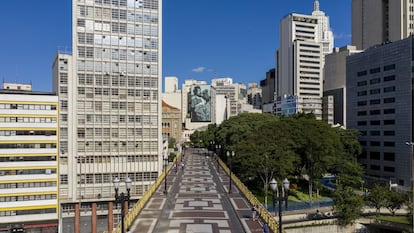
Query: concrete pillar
[[74, 203, 80, 233], [92, 202, 97, 233], [108, 201, 114, 232]]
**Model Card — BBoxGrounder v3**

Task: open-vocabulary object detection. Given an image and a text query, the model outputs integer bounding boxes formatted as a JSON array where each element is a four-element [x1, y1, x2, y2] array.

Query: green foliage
[[385, 190, 406, 215], [365, 184, 388, 215], [333, 187, 364, 226]]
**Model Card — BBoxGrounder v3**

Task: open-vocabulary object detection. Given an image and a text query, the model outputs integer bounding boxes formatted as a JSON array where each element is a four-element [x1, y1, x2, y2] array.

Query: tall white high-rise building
[[53, 0, 162, 232], [352, 0, 414, 50], [277, 1, 333, 119], [164, 76, 178, 93]]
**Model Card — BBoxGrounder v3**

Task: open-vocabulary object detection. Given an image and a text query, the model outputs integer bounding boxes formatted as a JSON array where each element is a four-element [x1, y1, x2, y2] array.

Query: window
[[384, 75, 395, 82], [370, 78, 381, 84], [384, 141, 395, 147], [384, 131, 395, 136], [383, 64, 395, 71], [384, 119, 395, 125], [357, 111, 367, 116], [370, 131, 380, 136], [357, 121, 367, 126], [370, 67, 381, 74], [357, 91, 367, 96], [370, 152, 380, 160], [370, 120, 380, 125], [383, 97, 395, 103], [357, 101, 367, 106], [370, 141, 381, 146], [370, 89, 380, 95], [370, 165, 380, 170], [357, 80, 367, 86], [384, 152, 395, 161], [370, 110, 381, 115], [370, 99, 380, 105], [384, 166, 395, 172], [357, 70, 367, 77], [384, 108, 395, 114], [384, 86, 395, 93]]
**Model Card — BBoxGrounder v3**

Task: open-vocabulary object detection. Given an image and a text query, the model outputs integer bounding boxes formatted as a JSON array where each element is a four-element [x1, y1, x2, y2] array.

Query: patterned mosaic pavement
[[128, 148, 264, 233]]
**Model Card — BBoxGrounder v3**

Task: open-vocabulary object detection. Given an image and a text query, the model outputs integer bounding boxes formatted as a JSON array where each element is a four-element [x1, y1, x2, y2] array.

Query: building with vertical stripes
[[0, 83, 59, 232], [53, 0, 162, 232]]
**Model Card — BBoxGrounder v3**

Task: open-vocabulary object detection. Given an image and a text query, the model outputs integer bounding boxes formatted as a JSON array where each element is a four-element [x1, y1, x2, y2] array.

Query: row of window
[[0, 117, 57, 123], [91, 0, 158, 10], [77, 19, 158, 37], [77, 127, 156, 138], [360, 130, 395, 136], [0, 208, 56, 217], [78, 5, 158, 23], [76, 114, 157, 125], [0, 130, 56, 136], [0, 156, 56, 162], [0, 181, 56, 189], [75, 89, 158, 101], [357, 108, 395, 116], [78, 46, 158, 60], [78, 73, 157, 87], [357, 119, 395, 126], [74, 171, 158, 185], [356, 75, 395, 87], [77, 60, 158, 74], [357, 64, 395, 77], [360, 141, 395, 147], [0, 143, 56, 149], [0, 194, 56, 203], [0, 104, 56, 110], [364, 164, 395, 173], [356, 86, 396, 97], [76, 141, 159, 152], [1, 169, 57, 176]]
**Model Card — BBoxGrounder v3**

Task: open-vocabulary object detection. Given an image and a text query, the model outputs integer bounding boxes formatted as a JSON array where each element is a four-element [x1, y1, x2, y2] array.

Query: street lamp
[[216, 145, 221, 172], [113, 177, 132, 233], [227, 151, 235, 194], [269, 177, 290, 233], [163, 155, 168, 194], [405, 141, 414, 232]]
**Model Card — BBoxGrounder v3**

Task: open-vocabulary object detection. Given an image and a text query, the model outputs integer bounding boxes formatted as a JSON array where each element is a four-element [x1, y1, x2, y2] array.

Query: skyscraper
[[352, 0, 414, 50], [53, 0, 162, 232], [277, 1, 333, 119]]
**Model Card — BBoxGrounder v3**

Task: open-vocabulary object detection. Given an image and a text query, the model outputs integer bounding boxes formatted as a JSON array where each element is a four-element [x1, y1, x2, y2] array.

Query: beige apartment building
[[352, 0, 414, 50], [0, 83, 59, 233]]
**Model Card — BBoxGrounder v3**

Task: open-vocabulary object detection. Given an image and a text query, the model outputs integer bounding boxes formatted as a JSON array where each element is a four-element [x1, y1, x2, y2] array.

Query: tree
[[334, 187, 364, 226], [281, 116, 340, 204], [235, 120, 299, 207], [385, 190, 406, 215], [366, 184, 388, 215]]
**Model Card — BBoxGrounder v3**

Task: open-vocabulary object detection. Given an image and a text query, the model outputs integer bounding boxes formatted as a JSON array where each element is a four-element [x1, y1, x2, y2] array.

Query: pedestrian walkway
[[128, 148, 264, 233]]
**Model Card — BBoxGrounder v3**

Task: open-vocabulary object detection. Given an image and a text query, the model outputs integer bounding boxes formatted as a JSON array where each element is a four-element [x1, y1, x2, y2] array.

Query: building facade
[[53, 0, 162, 232], [277, 1, 332, 119], [0, 83, 59, 232], [352, 0, 414, 50], [347, 37, 413, 188], [161, 100, 182, 143]]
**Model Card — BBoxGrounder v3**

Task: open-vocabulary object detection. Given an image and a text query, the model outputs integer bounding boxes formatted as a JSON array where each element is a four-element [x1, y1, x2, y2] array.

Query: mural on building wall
[[189, 85, 211, 122]]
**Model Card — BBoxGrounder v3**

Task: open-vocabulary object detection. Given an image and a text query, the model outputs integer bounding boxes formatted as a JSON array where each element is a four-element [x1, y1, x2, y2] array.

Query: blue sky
[[0, 0, 351, 92]]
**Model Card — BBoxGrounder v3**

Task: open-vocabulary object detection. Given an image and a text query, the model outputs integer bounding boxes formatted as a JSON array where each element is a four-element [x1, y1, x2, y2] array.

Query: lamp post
[[269, 177, 290, 233], [227, 151, 235, 194], [113, 177, 132, 233], [216, 145, 221, 172], [163, 155, 168, 194], [405, 141, 414, 232]]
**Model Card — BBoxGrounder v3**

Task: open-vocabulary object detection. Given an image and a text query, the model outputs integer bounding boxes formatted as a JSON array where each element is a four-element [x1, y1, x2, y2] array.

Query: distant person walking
[[262, 223, 269, 233], [252, 205, 258, 221]]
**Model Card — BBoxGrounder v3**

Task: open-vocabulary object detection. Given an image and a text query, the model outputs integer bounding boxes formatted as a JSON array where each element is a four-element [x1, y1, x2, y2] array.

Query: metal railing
[[218, 158, 281, 233], [103, 154, 181, 233]]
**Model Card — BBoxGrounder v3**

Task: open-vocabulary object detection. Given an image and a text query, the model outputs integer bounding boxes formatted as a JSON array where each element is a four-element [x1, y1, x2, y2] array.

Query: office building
[[352, 0, 414, 50], [0, 83, 58, 232], [53, 0, 162, 232], [260, 68, 276, 113], [164, 76, 178, 93], [277, 1, 332, 119], [247, 83, 262, 110], [347, 37, 413, 189], [324, 45, 362, 126]]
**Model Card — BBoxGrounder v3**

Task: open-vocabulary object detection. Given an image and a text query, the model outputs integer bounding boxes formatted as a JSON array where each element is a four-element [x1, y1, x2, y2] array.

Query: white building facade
[[277, 1, 333, 119], [0, 84, 59, 232], [53, 0, 162, 232]]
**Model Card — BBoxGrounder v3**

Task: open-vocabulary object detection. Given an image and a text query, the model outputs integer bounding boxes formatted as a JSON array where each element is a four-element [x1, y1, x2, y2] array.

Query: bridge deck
[[127, 148, 265, 233]]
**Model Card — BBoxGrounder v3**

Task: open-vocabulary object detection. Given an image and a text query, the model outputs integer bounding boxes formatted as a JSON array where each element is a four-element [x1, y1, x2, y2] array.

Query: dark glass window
[[370, 78, 381, 84], [383, 97, 395, 103], [383, 64, 395, 71], [384, 152, 395, 161], [357, 80, 368, 86], [357, 91, 367, 96], [370, 152, 380, 160], [370, 110, 381, 115], [384, 109, 395, 114], [384, 166, 395, 172], [370, 141, 381, 146], [370, 99, 380, 105], [384, 131, 395, 136], [384, 120, 395, 125], [370, 67, 381, 74], [370, 89, 381, 95], [384, 75, 395, 82], [370, 131, 380, 136], [357, 101, 367, 106], [357, 121, 367, 126], [358, 111, 367, 116], [384, 141, 395, 147], [370, 165, 380, 170], [370, 120, 380, 125], [384, 86, 395, 93], [357, 70, 367, 76]]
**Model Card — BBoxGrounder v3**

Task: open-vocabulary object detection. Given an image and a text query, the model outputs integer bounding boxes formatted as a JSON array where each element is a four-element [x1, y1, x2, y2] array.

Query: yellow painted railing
[[218, 158, 280, 233], [105, 154, 181, 233]]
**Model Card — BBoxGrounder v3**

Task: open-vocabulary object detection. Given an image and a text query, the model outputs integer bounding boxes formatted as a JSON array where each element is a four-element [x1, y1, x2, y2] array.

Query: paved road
[[128, 148, 264, 233]]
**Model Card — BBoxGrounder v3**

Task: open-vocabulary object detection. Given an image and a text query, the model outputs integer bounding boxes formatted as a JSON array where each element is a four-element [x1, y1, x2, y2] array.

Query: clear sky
[[0, 0, 351, 92]]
